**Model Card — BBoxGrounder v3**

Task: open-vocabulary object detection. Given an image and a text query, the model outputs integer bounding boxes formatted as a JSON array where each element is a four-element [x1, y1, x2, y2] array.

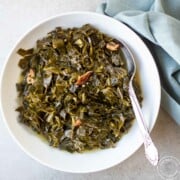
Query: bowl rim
[[0, 11, 161, 173]]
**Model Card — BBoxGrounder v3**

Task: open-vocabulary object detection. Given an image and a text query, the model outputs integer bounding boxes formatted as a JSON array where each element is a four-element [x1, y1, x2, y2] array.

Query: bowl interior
[[0, 12, 160, 173]]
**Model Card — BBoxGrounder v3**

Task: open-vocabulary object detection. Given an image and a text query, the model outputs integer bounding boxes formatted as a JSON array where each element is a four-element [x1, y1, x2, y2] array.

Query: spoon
[[120, 41, 159, 166]]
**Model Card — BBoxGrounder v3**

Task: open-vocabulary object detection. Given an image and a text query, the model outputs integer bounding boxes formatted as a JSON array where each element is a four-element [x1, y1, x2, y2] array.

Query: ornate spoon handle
[[129, 84, 159, 166]]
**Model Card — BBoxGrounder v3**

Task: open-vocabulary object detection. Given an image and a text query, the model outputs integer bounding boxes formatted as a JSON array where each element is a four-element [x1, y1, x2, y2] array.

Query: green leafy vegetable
[[16, 24, 142, 153]]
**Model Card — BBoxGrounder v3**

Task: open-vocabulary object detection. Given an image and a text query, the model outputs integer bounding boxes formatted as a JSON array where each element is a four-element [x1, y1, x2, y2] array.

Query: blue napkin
[[97, 0, 180, 125]]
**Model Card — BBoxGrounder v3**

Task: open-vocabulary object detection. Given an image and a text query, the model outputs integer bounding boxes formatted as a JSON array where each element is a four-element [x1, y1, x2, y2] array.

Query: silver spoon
[[120, 41, 159, 166]]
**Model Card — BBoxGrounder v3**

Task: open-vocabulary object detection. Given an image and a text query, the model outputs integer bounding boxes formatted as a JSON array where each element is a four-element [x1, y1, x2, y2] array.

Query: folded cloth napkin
[[97, 0, 180, 125]]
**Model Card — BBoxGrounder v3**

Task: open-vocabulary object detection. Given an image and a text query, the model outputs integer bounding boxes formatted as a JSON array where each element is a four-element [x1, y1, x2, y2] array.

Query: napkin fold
[[97, 0, 180, 125]]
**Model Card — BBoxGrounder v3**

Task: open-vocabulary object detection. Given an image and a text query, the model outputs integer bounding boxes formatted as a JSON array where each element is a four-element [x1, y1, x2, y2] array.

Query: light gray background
[[0, 0, 179, 180]]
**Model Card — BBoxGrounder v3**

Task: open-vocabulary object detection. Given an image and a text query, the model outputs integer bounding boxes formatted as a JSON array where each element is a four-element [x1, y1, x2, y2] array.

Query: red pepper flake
[[73, 119, 82, 127], [75, 71, 93, 85]]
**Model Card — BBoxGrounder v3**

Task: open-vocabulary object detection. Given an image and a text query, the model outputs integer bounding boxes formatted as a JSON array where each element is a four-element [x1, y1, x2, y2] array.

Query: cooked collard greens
[[16, 24, 142, 153]]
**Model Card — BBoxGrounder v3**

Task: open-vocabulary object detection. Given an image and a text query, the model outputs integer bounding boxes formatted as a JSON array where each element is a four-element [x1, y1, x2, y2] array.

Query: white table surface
[[0, 1, 179, 180]]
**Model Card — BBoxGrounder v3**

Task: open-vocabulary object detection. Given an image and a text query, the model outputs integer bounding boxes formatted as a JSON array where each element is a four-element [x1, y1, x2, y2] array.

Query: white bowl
[[0, 12, 161, 173]]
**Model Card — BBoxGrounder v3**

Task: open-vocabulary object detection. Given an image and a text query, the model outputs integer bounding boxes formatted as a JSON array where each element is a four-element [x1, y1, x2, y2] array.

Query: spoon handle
[[129, 84, 159, 166]]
